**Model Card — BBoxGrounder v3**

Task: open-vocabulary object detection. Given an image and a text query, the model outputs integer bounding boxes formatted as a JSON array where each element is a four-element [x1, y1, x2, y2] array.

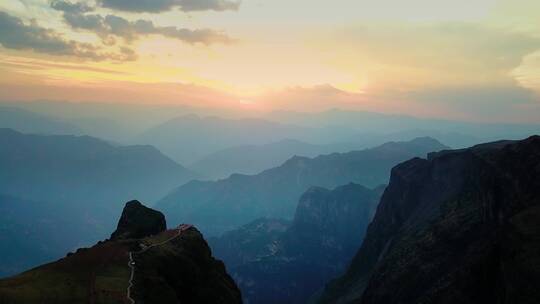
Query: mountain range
[[157, 137, 447, 236], [0, 128, 196, 207], [0, 106, 82, 136], [134, 114, 334, 164], [190, 139, 372, 180], [266, 109, 540, 141]]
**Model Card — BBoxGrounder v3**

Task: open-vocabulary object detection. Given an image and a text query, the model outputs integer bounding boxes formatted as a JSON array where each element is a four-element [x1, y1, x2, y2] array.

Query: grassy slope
[[0, 229, 181, 304]]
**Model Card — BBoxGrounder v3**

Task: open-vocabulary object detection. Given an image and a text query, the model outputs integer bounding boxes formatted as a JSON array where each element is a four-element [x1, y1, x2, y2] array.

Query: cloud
[[54, 8, 233, 45], [321, 23, 540, 94], [0, 56, 129, 75], [175, 0, 241, 12], [98, 0, 241, 13], [50, 0, 93, 14], [0, 11, 136, 61]]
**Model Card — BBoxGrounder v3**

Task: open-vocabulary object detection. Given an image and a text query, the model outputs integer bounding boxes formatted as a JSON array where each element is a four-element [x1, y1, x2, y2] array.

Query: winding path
[[126, 224, 193, 304]]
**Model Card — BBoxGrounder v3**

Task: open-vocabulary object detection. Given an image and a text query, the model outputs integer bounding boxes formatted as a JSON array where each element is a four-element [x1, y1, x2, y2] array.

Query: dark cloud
[[176, 0, 241, 12], [98, 0, 240, 13], [132, 19, 233, 44], [0, 11, 136, 61], [50, 0, 93, 14], [55, 9, 233, 44]]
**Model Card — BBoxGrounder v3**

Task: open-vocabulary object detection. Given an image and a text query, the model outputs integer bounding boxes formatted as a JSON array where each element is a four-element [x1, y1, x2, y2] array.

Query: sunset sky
[[1, 0, 540, 122]]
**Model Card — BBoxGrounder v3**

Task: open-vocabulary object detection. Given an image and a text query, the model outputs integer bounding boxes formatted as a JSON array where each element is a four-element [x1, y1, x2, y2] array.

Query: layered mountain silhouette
[[157, 137, 447, 236], [210, 183, 383, 304], [0, 128, 196, 206], [189, 139, 383, 180], [136, 114, 317, 164], [318, 136, 540, 304], [134, 114, 367, 165], [0, 107, 82, 135], [266, 109, 540, 143], [0, 200, 242, 304], [0, 128, 197, 277]]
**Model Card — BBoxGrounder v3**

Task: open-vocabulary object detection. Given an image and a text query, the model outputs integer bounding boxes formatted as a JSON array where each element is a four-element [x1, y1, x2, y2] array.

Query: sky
[[0, 0, 539, 123]]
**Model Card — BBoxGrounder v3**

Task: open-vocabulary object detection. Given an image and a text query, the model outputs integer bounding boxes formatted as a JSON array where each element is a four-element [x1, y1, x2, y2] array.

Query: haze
[[1, 0, 540, 122]]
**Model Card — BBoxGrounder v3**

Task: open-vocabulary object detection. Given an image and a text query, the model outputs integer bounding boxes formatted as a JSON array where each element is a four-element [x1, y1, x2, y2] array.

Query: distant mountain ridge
[[135, 114, 319, 164], [190, 139, 327, 179], [0, 106, 82, 135], [0, 128, 196, 206], [0, 128, 197, 277], [157, 137, 448, 236], [134, 113, 383, 165], [318, 135, 540, 304], [189, 138, 403, 180], [266, 109, 540, 140]]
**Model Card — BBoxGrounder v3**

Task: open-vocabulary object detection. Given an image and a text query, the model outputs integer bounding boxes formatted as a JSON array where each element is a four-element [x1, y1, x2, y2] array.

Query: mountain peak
[[110, 200, 166, 240]]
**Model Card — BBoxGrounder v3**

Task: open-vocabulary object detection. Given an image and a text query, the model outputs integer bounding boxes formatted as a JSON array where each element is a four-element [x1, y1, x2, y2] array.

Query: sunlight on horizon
[[0, 0, 539, 122]]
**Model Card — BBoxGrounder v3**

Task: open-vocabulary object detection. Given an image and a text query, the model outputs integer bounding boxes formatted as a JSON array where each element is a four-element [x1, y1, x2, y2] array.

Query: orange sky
[[0, 0, 539, 122]]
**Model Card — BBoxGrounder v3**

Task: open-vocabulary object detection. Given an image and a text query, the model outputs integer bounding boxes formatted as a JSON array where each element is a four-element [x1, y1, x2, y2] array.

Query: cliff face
[[0, 201, 242, 304], [283, 184, 384, 260], [210, 183, 384, 304], [318, 136, 540, 304]]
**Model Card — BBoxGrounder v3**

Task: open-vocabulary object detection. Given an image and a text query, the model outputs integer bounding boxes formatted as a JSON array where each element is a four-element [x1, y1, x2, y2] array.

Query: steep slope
[[210, 183, 384, 304], [318, 135, 540, 304], [0, 128, 197, 277], [158, 137, 447, 235], [0, 201, 242, 304]]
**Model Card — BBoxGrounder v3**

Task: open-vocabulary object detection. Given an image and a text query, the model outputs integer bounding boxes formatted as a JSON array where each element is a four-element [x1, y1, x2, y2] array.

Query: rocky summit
[[110, 200, 167, 240]]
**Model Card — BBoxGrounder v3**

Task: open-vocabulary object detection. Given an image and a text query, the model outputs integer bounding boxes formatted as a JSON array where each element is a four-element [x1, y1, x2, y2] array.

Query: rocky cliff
[[318, 136, 540, 304], [210, 183, 384, 304]]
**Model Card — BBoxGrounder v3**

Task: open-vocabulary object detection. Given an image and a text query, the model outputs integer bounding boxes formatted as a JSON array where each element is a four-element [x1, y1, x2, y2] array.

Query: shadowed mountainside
[[209, 183, 384, 304], [318, 135, 540, 304]]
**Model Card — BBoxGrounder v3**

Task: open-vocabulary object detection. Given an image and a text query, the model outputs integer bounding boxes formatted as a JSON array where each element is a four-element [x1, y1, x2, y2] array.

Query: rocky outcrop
[[318, 136, 540, 304], [111, 200, 166, 240], [0, 201, 242, 304], [210, 183, 384, 304], [131, 227, 242, 304]]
